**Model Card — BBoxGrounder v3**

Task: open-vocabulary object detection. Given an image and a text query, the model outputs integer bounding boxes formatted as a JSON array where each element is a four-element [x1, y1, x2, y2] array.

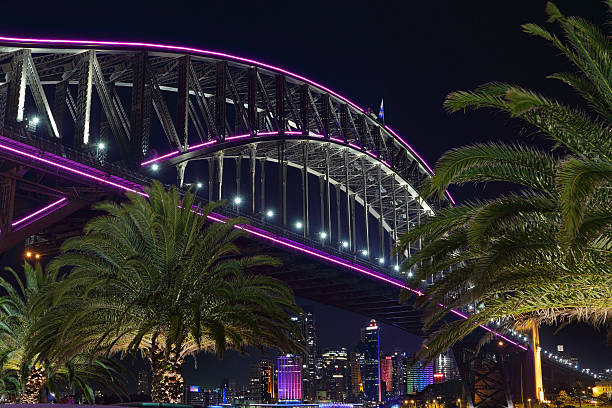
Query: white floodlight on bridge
[[266, 209, 274, 218], [295, 221, 303, 229], [378, 258, 385, 265], [319, 231, 327, 240], [393, 265, 400, 272], [233, 196, 242, 205], [151, 163, 159, 171], [196, 182, 203, 189], [407, 271, 413, 277], [97, 142, 106, 150], [31, 116, 40, 124], [361, 249, 368, 256], [341, 241, 349, 249]]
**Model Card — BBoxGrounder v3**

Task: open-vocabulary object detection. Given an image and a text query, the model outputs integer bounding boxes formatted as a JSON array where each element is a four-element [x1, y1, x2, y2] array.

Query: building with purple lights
[[278, 355, 302, 401]]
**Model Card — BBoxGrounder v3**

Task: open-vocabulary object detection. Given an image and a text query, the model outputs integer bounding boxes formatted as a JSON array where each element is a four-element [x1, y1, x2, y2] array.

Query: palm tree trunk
[[150, 345, 184, 403], [20, 367, 45, 403]]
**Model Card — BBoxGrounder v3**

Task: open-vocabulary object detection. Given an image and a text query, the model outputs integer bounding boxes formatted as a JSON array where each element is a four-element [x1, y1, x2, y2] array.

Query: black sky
[[3, 0, 610, 389]]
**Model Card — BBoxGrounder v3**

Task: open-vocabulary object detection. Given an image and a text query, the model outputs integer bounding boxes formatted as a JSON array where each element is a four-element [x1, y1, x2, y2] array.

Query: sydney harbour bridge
[[0, 37, 591, 407]]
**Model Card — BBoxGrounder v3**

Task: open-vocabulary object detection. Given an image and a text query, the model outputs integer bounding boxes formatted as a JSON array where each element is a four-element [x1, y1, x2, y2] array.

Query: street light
[[266, 209, 274, 218], [457, 398, 461, 408], [394, 264, 400, 271], [233, 196, 242, 205], [319, 231, 327, 240], [295, 221, 303, 229], [378, 258, 384, 265], [528, 398, 532, 408]]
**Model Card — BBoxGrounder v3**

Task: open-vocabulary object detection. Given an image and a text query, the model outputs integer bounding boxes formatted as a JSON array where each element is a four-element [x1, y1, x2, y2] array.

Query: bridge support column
[[302, 142, 309, 237], [0, 176, 16, 238], [325, 145, 331, 238], [391, 175, 398, 267], [531, 322, 544, 403], [75, 51, 94, 147], [176, 162, 187, 189], [131, 52, 151, 163], [216, 152, 224, 201], [53, 81, 68, 138], [208, 159, 214, 203], [5, 50, 26, 127], [278, 142, 287, 226]]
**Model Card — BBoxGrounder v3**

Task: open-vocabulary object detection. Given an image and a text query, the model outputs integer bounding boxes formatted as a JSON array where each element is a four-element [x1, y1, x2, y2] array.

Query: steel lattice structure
[[0, 36, 454, 267]]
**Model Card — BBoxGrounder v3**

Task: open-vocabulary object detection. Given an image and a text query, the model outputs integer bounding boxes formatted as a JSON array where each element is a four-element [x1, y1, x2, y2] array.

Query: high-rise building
[[220, 378, 237, 403], [406, 361, 433, 394], [360, 319, 381, 402], [249, 360, 277, 403], [136, 370, 150, 396], [391, 352, 409, 396], [278, 355, 302, 401], [320, 348, 350, 401], [433, 350, 460, 383], [184, 386, 222, 407], [381, 355, 393, 396], [291, 311, 317, 400], [349, 351, 363, 399]]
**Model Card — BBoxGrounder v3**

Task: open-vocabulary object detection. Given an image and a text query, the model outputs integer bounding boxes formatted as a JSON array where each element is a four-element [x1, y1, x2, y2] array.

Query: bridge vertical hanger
[[188, 61, 216, 139], [377, 165, 385, 260], [344, 149, 352, 251], [391, 175, 398, 267], [249, 146, 256, 214], [216, 152, 224, 201], [350, 194, 356, 253], [53, 81, 68, 138], [404, 188, 412, 262], [325, 145, 331, 237], [247, 68, 257, 134], [75, 51, 94, 147], [259, 158, 266, 221], [208, 159, 214, 203], [275, 75, 285, 134], [24, 51, 59, 138], [277, 142, 287, 226], [5, 50, 26, 127], [176, 56, 190, 188], [340, 104, 349, 142], [215, 61, 226, 141], [302, 142, 309, 237], [148, 63, 181, 151], [235, 157, 241, 214], [319, 177, 325, 234], [130, 52, 152, 163], [299, 85, 309, 135], [362, 157, 370, 256], [226, 66, 249, 134], [335, 186, 341, 244]]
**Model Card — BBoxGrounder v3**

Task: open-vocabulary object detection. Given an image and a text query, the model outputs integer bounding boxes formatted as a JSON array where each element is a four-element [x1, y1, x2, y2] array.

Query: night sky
[[2, 0, 610, 390]]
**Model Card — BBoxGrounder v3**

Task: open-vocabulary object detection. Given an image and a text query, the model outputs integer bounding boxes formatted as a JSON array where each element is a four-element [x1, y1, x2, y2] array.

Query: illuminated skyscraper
[[278, 355, 302, 401], [349, 351, 363, 399], [360, 319, 381, 402], [381, 355, 393, 396], [433, 350, 460, 383], [406, 361, 433, 394], [320, 348, 350, 401], [391, 352, 408, 396], [291, 311, 317, 400], [249, 360, 277, 403]]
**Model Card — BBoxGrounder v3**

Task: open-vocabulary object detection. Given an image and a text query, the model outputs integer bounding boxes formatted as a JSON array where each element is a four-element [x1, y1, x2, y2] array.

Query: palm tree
[[397, 2, 612, 360], [0, 262, 126, 403], [36, 181, 302, 403]]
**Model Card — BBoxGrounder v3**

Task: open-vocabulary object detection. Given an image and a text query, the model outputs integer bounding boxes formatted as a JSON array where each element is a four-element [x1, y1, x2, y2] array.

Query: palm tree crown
[[397, 2, 612, 360]]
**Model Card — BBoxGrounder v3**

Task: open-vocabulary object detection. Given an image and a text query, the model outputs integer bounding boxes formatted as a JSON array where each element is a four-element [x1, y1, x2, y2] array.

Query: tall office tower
[[260, 360, 277, 403], [381, 355, 393, 397], [406, 361, 434, 394], [136, 369, 151, 396], [278, 355, 302, 401], [433, 350, 460, 383], [291, 311, 318, 400], [249, 363, 263, 403], [320, 348, 350, 402], [391, 352, 408, 396], [349, 351, 363, 399], [360, 319, 381, 402], [220, 378, 237, 403]]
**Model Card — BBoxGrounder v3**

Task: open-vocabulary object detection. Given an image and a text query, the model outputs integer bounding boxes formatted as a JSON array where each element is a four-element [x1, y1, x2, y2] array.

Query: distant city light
[[151, 163, 159, 171], [266, 209, 274, 218], [233, 196, 242, 205], [295, 221, 303, 229]]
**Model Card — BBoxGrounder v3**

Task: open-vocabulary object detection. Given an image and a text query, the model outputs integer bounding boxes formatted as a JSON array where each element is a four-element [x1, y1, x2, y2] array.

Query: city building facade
[[360, 319, 381, 402], [278, 355, 302, 401], [320, 348, 351, 401]]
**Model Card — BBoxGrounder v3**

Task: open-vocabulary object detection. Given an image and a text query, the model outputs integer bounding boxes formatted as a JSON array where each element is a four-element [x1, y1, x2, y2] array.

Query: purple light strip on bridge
[[0, 36, 453, 202], [11, 197, 67, 228], [0, 135, 517, 347]]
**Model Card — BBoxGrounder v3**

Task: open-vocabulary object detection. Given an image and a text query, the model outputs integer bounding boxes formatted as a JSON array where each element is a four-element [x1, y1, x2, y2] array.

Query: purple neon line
[[141, 150, 180, 166], [0, 35, 444, 198], [11, 197, 67, 227], [348, 142, 361, 150], [1, 136, 513, 348], [187, 140, 217, 151], [0, 141, 146, 196]]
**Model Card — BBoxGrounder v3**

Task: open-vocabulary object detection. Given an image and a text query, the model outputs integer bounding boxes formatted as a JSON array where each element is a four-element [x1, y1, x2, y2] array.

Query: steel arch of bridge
[[0, 36, 453, 264]]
